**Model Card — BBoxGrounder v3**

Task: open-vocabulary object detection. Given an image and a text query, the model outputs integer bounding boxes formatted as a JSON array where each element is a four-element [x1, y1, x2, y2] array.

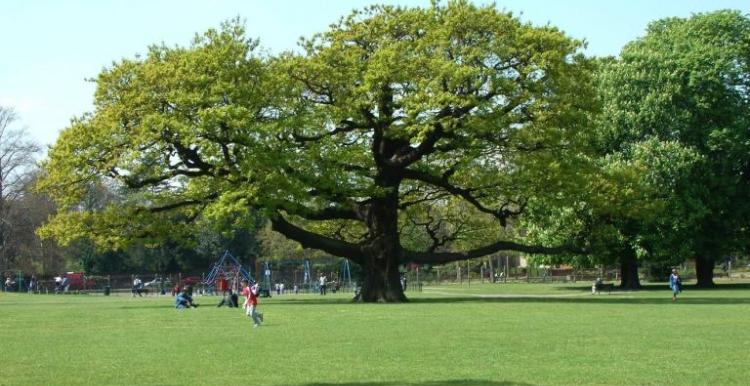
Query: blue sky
[[1, 0, 748, 148]]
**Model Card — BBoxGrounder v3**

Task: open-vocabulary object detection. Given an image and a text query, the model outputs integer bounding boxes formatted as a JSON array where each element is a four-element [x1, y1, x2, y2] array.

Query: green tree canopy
[[598, 10, 750, 286], [38, 1, 596, 302]]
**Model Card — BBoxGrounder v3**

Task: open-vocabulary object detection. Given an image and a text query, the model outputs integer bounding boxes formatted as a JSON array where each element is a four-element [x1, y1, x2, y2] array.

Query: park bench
[[592, 281, 614, 295]]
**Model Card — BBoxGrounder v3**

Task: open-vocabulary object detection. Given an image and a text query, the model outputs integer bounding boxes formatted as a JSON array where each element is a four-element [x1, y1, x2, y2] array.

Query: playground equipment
[[203, 251, 252, 292], [259, 261, 272, 297], [304, 259, 312, 292], [339, 259, 352, 291]]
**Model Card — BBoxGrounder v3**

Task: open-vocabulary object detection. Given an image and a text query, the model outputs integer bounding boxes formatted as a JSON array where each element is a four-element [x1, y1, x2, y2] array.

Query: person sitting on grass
[[175, 288, 198, 309], [216, 289, 239, 308]]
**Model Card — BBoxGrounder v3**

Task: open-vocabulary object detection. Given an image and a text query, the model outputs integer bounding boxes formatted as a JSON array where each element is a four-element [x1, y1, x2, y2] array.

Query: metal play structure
[[259, 261, 272, 296], [339, 259, 352, 290], [303, 259, 312, 291], [202, 251, 252, 292]]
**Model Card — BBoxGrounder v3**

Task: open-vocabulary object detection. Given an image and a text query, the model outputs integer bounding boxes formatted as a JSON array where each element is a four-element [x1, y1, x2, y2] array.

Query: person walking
[[241, 279, 263, 328], [669, 269, 682, 302], [132, 276, 143, 297], [216, 289, 238, 308], [28, 275, 37, 294]]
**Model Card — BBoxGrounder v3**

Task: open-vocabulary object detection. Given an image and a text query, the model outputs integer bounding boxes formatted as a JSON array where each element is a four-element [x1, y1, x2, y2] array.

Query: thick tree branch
[[270, 213, 363, 263], [408, 213, 461, 254], [145, 193, 218, 213], [398, 188, 451, 209], [277, 199, 361, 221], [402, 240, 581, 265], [109, 167, 212, 189], [402, 168, 521, 226], [290, 119, 367, 143], [386, 123, 445, 168]]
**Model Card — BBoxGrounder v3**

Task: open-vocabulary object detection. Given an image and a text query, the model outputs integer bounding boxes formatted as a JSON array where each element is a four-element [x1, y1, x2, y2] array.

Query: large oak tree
[[38, 2, 595, 301]]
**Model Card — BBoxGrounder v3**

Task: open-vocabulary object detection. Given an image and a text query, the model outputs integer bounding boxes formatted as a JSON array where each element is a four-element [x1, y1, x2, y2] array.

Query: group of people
[[4, 275, 64, 293], [589, 268, 683, 300], [54, 275, 70, 294], [318, 275, 341, 295], [175, 279, 264, 328]]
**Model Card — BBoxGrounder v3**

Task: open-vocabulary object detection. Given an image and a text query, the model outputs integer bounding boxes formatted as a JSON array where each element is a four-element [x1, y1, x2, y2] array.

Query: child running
[[241, 279, 264, 328]]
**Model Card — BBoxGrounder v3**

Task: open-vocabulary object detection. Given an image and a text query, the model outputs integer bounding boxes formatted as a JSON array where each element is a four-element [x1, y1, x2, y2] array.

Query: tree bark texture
[[358, 193, 406, 302], [694, 256, 715, 288], [619, 251, 641, 289]]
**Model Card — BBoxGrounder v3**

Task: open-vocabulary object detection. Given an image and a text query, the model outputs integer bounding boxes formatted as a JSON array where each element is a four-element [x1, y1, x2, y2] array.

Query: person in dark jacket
[[216, 289, 239, 308]]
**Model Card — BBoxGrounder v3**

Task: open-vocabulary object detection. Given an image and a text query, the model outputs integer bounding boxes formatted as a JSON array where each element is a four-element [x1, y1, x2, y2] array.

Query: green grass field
[[2, 282, 749, 386]]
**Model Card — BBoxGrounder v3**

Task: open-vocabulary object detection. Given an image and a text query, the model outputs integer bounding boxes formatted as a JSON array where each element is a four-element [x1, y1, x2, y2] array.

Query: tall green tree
[[37, 2, 595, 302], [599, 10, 750, 287], [523, 138, 701, 289]]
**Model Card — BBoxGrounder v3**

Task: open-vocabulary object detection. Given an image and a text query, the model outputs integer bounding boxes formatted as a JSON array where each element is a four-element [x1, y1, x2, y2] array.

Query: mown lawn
[[1, 282, 749, 385]]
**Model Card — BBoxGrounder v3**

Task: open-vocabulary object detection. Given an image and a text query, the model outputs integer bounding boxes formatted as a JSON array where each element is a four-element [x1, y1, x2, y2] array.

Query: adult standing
[[54, 275, 62, 293], [669, 269, 682, 302], [132, 276, 143, 297], [28, 275, 36, 293], [319, 274, 327, 295], [60, 276, 70, 293], [216, 289, 238, 308]]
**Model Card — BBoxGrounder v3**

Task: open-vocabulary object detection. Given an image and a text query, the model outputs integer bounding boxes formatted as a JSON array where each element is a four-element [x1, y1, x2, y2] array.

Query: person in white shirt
[[319, 275, 327, 295], [132, 276, 143, 297]]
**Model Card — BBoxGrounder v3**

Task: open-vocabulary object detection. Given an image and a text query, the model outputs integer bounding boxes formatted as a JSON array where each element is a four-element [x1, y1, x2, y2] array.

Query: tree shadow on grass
[[556, 282, 750, 292], [409, 296, 750, 305], [298, 380, 533, 386], [258, 282, 750, 307], [265, 293, 750, 306], [116, 304, 185, 310], [265, 297, 357, 306]]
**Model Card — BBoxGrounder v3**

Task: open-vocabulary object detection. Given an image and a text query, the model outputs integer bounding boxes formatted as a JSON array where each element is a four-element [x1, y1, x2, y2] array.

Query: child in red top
[[241, 280, 263, 327]]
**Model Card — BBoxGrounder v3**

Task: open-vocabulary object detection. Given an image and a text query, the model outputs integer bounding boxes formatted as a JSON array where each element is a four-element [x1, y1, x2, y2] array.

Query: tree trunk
[[619, 251, 641, 289], [357, 190, 406, 302], [358, 252, 405, 302], [694, 256, 715, 288]]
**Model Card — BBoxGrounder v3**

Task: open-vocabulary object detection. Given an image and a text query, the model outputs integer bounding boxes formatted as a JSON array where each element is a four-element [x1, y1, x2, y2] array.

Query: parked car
[[144, 277, 172, 289], [63, 272, 96, 290], [182, 276, 202, 286]]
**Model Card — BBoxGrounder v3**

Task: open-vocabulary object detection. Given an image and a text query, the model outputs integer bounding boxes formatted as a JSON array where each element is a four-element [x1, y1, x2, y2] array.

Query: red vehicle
[[182, 276, 202, 286], [169, 276, 202, 296], [63, 272, 95, 290]]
